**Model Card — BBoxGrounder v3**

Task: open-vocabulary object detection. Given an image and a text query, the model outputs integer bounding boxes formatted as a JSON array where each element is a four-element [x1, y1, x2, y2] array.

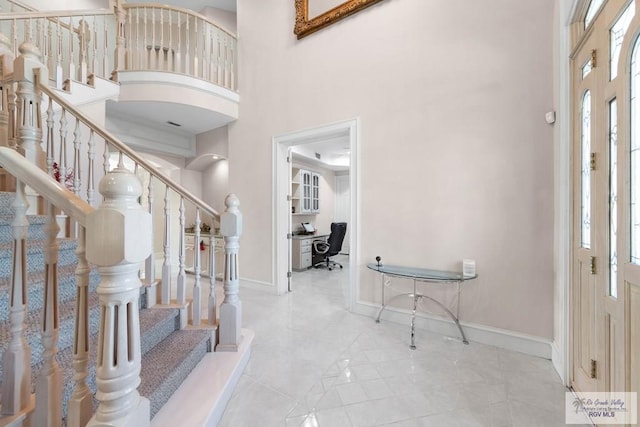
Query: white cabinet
[[292, 234, 328, 271], [291, 166, 320, 215]]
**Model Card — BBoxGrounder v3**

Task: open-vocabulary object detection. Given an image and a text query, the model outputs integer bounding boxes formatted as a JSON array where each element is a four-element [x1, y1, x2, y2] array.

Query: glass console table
[[367, 262, 477, 349]]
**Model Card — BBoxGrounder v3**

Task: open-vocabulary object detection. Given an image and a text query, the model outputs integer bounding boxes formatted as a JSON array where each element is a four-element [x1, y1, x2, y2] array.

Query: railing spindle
[[34, 201, 62, 426], [72, 119, 81, 195], [177, 196, 186, 304], [68, 17, 74, 81], [184, 15, 190, 75], [145, 176, 155, 288], [79, 18, 87, 83], [175, 11, 181, 73], [167, 10, 173, 72], [208, 232, 216, 325], [67, 226, 92, 427], [150, 7, 155, 70], [193, 17, 198, 78], [58, 108, 67, 185], [45, 97, 54, 176], [1, 180, 32, 415], [192, 207, 202, 325], [55, 19, 62, 89], [161, 185, 171, 304], [86, 129, 95, 206]]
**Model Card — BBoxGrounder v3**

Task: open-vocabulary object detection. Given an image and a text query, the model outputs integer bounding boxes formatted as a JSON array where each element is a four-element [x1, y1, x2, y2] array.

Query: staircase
[[0, 190, 213, 421], [0, 1, 248, 426]]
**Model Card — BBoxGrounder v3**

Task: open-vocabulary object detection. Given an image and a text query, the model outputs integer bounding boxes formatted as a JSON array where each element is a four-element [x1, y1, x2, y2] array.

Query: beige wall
[[230, 0, 555, 338]]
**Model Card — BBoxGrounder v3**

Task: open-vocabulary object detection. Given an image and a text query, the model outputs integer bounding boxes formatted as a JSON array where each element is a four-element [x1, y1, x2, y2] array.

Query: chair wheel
[[339, 265, 343, 269], [328, 267, 332, 271]]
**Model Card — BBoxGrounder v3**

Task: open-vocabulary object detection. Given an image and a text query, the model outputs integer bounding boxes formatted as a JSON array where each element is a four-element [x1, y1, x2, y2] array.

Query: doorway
[[569, 0, 638, 402], [273, 118, 359, 309]]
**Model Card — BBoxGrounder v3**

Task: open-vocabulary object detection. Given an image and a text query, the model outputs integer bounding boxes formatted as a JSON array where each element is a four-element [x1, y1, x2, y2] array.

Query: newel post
[[85, 166, 151, 426], [14, 43, 47, 214], [216, 194, 243, 351], [113, 0, 128, 74]]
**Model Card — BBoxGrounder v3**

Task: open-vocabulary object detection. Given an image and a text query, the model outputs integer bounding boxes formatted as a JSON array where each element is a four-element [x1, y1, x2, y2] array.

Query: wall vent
[[166, 121, 182, 127], [315, 152, 321, 159]]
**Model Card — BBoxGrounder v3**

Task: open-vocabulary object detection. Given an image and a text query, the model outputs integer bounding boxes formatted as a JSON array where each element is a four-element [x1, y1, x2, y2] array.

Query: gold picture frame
[[294, 0, 385, 39]]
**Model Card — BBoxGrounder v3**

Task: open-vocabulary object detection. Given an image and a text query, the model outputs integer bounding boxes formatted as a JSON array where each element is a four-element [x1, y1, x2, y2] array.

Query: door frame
[[272, 118, 360, 309]]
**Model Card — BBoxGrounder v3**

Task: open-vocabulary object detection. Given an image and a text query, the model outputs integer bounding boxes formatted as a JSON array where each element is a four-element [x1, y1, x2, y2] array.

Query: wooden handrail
[[123, 3, 237, 39], [0, 146, 93, 224], [0, 9, 113, 20]]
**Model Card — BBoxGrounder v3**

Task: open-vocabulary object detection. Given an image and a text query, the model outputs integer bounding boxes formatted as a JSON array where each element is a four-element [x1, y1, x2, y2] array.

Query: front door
[[570, 0, 636, 403]]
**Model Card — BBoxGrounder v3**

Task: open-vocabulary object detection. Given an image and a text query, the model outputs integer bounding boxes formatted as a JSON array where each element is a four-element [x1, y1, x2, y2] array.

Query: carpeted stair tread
[[0, 215, 48, 243], [139, 307, 181, 355], [0, 238, 79, 278], [139, 329, 212, 418]]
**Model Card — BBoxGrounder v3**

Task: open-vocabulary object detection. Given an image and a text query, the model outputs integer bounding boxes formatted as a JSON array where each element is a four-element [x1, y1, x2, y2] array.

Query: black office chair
[[313, 222, 347, 270]]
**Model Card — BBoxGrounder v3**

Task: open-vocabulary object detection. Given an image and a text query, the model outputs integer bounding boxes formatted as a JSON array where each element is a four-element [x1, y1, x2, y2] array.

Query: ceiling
[[291, 133, 351, 172]]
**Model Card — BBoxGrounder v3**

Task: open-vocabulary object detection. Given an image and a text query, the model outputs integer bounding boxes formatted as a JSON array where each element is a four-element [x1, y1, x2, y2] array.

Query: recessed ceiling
[[291, 135, 351, 171]]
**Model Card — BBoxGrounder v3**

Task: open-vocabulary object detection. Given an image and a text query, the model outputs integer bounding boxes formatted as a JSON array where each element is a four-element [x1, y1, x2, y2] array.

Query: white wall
[[199, 7, 237, 34], [231, 0, 555, 339]]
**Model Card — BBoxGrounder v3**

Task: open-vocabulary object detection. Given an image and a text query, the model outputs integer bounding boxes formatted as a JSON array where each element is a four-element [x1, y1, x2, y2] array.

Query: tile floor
[[217, 255, 585, 427]]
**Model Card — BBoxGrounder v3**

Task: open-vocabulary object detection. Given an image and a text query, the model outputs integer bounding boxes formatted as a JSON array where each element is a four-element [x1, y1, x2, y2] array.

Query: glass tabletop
[[367, 263, 477, 281]]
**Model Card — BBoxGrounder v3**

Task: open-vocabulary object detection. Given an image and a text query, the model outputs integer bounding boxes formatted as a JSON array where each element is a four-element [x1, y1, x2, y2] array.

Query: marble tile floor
[[214, 255, 586, 427]]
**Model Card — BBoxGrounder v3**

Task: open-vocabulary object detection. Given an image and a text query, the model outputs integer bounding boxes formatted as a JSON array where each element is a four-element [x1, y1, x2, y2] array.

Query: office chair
[[313, 222, 347, 270]]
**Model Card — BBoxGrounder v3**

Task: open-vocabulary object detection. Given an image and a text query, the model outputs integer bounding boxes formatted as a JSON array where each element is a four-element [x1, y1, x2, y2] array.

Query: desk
[[368, 263, 477, 349], [292, 234, 329, 271]]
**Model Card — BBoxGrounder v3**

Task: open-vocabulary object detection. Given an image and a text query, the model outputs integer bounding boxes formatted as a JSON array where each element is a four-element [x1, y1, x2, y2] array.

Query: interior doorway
[[273, 118, 359, 309]]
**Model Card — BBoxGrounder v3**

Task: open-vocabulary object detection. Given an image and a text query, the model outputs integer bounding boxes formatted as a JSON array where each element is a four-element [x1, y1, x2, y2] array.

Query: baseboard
[[151, 328, 254, 427], [352, 301, 552, 359], [239, 277, 275, 292]]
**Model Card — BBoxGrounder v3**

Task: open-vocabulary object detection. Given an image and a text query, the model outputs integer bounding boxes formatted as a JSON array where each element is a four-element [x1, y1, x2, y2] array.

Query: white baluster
[[185, 16, 190, 75], [175, 11, 181, 73], [56, 19, 62, 89], [217, 194, 243, 351], [177, 197, 186, 304], [46, 97, 54, 176], [167, 10, 173, 72], [103, 142, 109, 176], [208, 232, 216, 325], [86, 130, 95, 206], [73, 120, 81, 195], [230, 41, 235, 90], [58, 109, 68, 186], [193, 18, 198, 78], [67, 226, 92, 427], [161, 185, 171, 304], [159, 8, 165, 70], [86, 167, 151, 426], [103, 16, 109, 78], [114, 1, 126, 74], [150, 8, 156, 70], [216, 36, 223, 86], [192, 208, 202, 325], [34, 202, 62, 427], [92, 18, 98, 78], [132, 7, 139, 70], [68, 17, 75, 81], [209, 28, 215, 82], [1, 181, 32, 415], [143, 7, 148, 69], [79, 18, 88, 83], [145, 176, 155, 290]]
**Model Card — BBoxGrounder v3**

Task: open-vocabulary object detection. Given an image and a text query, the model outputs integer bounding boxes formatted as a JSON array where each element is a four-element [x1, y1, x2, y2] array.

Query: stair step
[[139, 329, 212, 418]]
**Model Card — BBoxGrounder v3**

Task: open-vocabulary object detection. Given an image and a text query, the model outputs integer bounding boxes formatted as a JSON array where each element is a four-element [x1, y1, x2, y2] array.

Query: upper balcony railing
[[119, 3, 237, 91], [0, 0, 238, 92]]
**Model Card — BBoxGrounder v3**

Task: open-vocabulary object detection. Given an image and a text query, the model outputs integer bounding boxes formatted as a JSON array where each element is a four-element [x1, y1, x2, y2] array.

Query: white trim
[[273, 118, 360, 307], [115, 70, 240, 103], [352, 302, 553, 359], [239, 277, 276, 292], [552, 0, 576, 387]]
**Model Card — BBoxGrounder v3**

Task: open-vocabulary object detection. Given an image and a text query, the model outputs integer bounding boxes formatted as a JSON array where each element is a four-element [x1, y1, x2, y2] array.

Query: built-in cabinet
[[292, 166, 320, 215]]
